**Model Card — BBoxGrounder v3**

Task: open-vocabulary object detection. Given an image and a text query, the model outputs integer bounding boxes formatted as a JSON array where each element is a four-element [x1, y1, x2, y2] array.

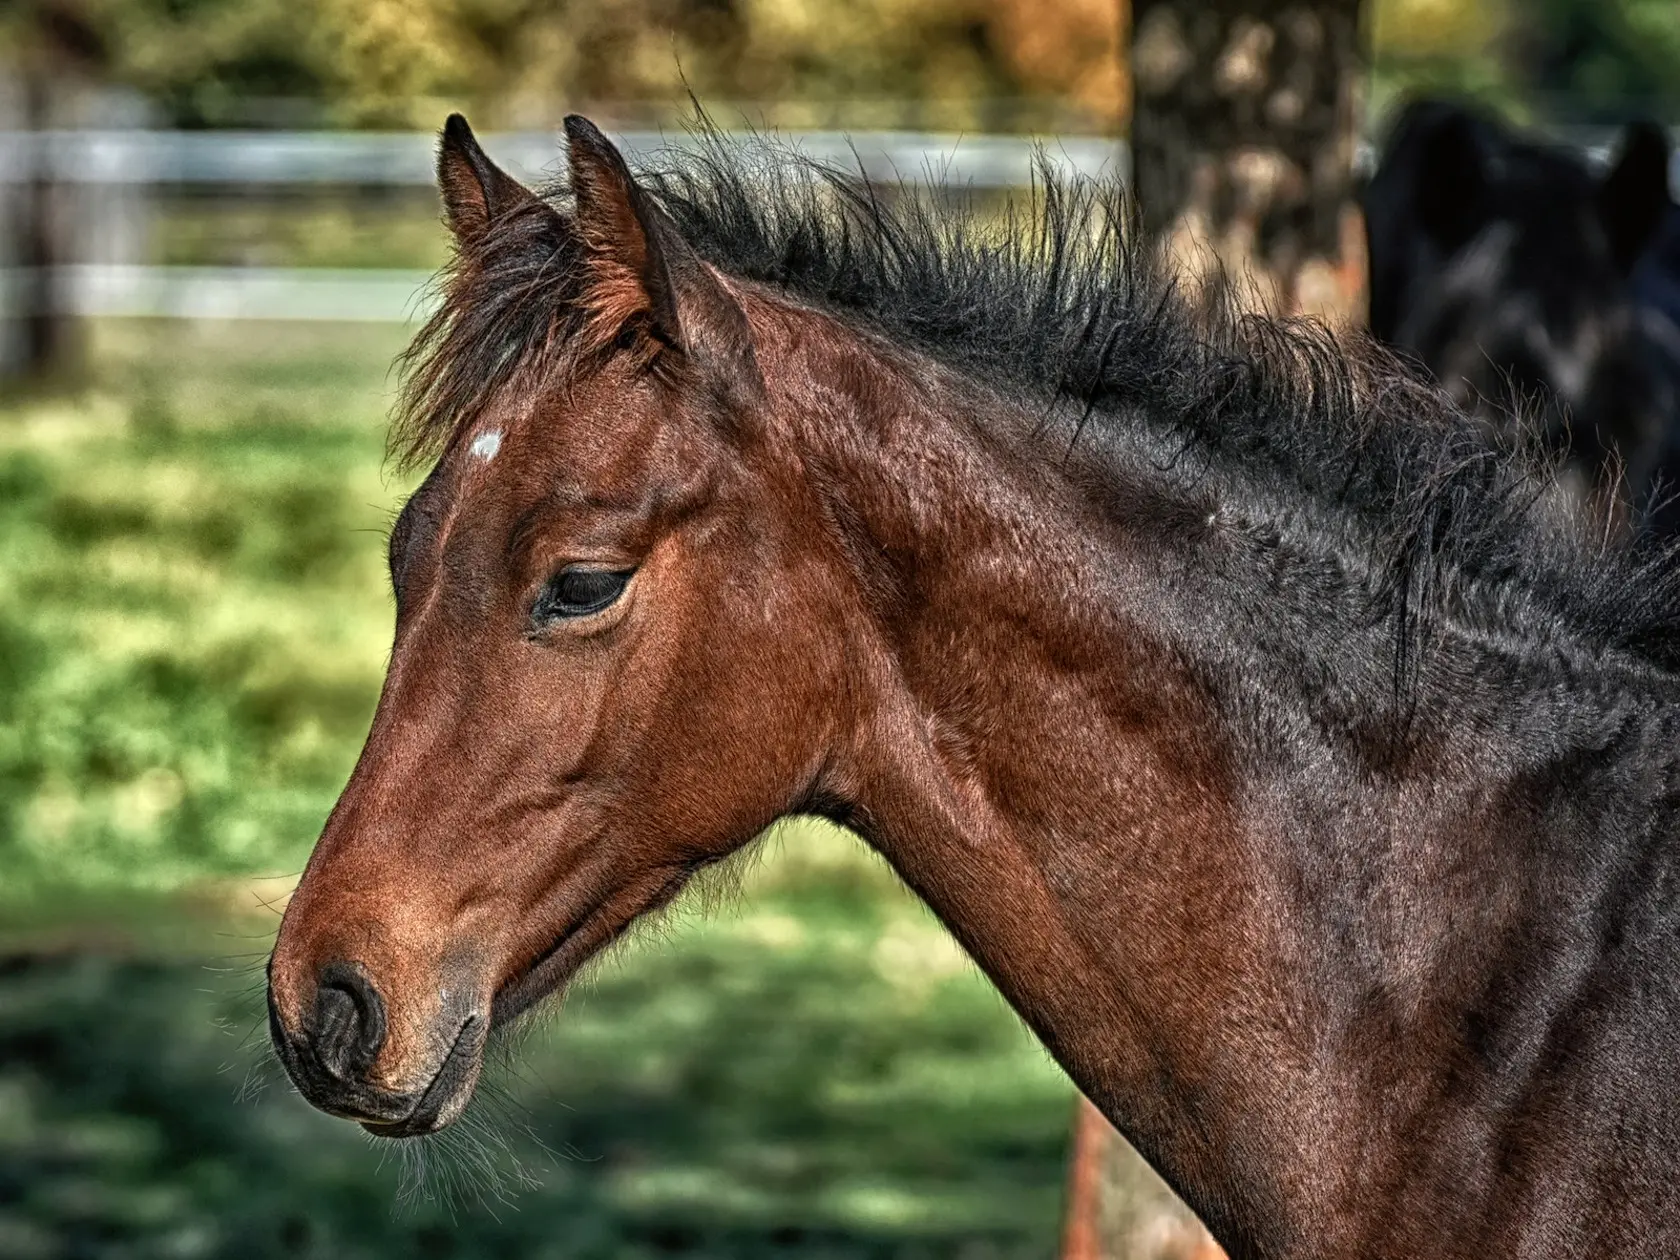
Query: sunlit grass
[[0, 321, 412, 894]]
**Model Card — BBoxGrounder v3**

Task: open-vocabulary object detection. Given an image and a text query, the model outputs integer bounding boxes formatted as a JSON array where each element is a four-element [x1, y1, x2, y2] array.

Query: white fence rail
[[0, 128, 1123, 189], [1, 126, 1674, 326], [0, 264, 438, 322], [0, 128, 1124, 328], [5, 126, 1673, 189]]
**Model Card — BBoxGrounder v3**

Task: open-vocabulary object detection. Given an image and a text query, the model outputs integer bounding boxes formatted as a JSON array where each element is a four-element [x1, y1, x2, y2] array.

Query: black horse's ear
[[1599, 121, 1672, 273], [437, 114, 536, 242], [1415, 110, 1487, 252], [563, 115, 759, 394]]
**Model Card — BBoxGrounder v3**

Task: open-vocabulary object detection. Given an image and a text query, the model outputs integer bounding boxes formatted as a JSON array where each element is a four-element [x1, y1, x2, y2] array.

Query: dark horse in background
[[1364, 99, 1680, 526], [1634, 184, 1680, 532], [268, 115, 1680, 1258]]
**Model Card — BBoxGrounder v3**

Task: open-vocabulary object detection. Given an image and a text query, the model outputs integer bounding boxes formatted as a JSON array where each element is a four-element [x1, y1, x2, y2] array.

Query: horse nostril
[[313, 962, 387, 1083]]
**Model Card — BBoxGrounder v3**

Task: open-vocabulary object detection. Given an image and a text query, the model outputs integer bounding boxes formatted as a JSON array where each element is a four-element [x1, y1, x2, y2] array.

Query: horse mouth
[[358, 1015, 484, 1139]]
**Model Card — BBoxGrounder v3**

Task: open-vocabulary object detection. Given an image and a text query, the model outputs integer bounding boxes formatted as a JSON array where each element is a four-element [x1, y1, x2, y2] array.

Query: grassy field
[[0, 322, 1074, 1258]]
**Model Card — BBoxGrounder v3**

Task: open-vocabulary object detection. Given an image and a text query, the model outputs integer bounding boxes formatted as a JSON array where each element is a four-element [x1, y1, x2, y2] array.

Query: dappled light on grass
[[0, 321, 413, 895], [0, 831, 1072, 1258]]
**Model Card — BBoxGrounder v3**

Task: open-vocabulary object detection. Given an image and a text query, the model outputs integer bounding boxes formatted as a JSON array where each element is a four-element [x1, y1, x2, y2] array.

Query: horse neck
[[756, 304, 1679, 1258]]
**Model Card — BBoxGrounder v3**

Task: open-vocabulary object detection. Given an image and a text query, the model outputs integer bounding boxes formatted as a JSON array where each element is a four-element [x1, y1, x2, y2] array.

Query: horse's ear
[[438, 113, 536, 242], [1599, 121, 1671, 273], [1414, 110, 1487, 252], [564, 115, 683, 347], [563, 115, 760, 394]]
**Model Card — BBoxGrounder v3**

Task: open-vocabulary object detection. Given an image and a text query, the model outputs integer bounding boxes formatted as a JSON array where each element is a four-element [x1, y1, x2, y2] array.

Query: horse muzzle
[[266, 957, 486, 1137]]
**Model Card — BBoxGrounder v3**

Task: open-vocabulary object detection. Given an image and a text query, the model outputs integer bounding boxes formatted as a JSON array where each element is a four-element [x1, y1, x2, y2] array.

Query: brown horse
[[269, 115, 1680, 1259]]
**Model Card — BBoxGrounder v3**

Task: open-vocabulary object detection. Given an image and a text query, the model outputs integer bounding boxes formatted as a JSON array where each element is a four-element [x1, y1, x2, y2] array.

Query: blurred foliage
[[1370, 0, 1680, 123], [5, 0, 1676, 132], [8, 0, 1123, 130], [1367, 0, 1521, 122], [1505, 0, 1680, 121], [1372, 0, 1507, 56]]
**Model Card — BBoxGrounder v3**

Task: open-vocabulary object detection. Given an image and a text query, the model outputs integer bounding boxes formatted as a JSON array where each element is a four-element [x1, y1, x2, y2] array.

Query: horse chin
[[492, 866, 697, 1028], [359, 1017, 486, 1140]]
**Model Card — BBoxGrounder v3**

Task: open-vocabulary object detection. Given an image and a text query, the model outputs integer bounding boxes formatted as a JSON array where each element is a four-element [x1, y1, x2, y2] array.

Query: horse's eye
[[533, 566, 634, 621]]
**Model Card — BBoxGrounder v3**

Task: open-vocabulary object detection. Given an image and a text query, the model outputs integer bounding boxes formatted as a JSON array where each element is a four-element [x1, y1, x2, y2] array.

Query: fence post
[[0, 64, 26, 380], [1, 2, 112, 387], [1060, 1098, 1226, 1260]]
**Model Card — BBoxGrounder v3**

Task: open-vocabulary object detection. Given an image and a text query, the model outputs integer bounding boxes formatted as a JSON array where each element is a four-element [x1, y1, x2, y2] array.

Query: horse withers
[[1364, 100, 1677, 522], [270, 116, 1680, 1258]]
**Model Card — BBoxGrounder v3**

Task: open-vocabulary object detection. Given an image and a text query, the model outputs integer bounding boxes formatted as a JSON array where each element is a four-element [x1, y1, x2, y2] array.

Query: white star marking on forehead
[[469, 429, 503, 461]]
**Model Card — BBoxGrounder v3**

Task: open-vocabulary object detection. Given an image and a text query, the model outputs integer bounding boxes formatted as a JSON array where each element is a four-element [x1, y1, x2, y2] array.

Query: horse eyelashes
[[559, 569, 629, 610], [533, 567, 634, 621]]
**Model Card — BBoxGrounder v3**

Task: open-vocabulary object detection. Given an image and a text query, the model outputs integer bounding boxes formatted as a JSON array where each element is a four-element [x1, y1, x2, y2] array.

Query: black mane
[[395, 125, 1680, 674]]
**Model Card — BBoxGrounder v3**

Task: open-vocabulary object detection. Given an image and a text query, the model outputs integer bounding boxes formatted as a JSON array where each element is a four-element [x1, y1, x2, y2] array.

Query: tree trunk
[[15, 62, 81, 383], [1129, 0, 1367, 319], [3, 2, 105, 387]]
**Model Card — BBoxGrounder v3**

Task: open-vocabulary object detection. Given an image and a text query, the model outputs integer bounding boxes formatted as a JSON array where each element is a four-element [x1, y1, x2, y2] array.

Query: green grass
[[0, 832, 1074, 1259], [0, 321, 413, 893], [155, 195, 453, 271], [0, 323, 1075, 1257]]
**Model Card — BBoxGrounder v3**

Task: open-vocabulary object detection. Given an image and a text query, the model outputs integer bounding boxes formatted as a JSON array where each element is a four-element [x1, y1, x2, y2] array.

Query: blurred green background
[[1, 0, 1676, 1256], [9, 0, 1680, 130]]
